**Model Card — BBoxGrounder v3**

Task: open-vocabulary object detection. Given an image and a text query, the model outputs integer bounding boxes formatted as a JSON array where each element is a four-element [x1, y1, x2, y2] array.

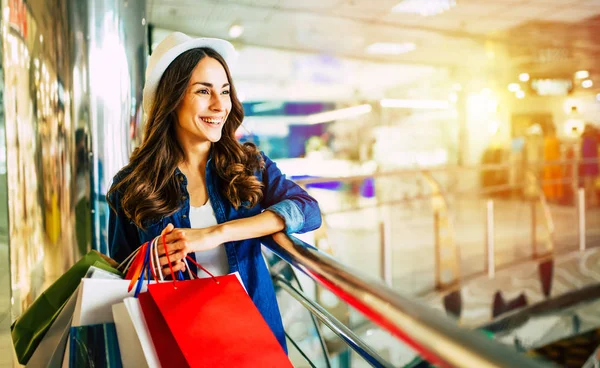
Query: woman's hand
[[156, 223, 223, 276]]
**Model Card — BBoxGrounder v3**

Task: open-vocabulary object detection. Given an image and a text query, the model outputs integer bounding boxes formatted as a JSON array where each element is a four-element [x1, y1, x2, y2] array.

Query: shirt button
[[182, 215, 187, 219]]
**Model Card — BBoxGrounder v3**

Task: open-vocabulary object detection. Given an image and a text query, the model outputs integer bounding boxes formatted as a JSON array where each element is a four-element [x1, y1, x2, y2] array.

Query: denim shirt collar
[[173, 148, 214, 185]]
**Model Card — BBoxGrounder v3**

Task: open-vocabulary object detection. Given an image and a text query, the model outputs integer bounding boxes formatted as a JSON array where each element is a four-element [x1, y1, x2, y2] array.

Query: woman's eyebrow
[[192, 82, 230, 88]]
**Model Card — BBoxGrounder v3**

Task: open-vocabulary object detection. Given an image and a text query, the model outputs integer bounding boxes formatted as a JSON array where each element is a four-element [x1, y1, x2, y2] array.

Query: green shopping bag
[[11, 250, 122, 365]]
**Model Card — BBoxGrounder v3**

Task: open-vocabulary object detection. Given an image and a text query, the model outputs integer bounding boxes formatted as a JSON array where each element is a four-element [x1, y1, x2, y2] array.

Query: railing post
[[485, 200, 495, 278], [379, 206, 393, 286], [579, 188, 586, 252], [434, 211, 441, 289], [531, 200, 537, 258]]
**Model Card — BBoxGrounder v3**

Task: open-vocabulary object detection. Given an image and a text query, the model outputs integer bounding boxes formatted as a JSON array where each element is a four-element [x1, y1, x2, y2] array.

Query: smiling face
[[174, 56, 232, 145]]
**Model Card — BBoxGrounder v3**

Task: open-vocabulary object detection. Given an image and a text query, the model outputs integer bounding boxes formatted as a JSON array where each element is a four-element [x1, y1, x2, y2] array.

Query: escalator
[[262, 233, 552, 368], [482, 283, 600, 368], [265, 231, 600, 367]]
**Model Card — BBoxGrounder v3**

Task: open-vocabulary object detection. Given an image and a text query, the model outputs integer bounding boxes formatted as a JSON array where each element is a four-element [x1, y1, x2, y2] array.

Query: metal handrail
[[262, 232, 552, 368], [274, 275, 394, 368], [293, 157, 599, 186]]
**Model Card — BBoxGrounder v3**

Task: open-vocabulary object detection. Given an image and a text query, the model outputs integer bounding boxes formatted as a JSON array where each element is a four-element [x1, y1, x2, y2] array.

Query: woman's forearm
[[215, 210, 286, 244]]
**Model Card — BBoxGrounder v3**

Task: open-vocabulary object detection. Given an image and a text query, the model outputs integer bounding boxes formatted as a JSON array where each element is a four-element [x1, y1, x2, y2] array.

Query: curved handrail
[[261, 233, 552, 368], [274, 275, 394, 368]]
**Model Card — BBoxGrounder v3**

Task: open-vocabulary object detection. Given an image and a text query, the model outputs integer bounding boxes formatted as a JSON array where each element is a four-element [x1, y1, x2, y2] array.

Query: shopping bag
[[11, 251, 121, 365], [138, 292, 188, 368], [141, 274, 292, 367], [113, 298, 159, 368], [61, 278, 153, 368], [68, 323, 122, 368], [25, 265, 124, 368], [71, 278, 147, 327], [25, 286, 79, 368]]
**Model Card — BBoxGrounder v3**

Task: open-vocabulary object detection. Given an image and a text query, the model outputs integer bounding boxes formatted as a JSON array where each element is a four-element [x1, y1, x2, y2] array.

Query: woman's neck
[[181, 142, 211, 173]]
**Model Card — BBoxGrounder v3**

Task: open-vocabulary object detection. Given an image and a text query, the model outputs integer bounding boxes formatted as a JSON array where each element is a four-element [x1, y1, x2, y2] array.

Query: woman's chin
[[207, 132, 223, 143]]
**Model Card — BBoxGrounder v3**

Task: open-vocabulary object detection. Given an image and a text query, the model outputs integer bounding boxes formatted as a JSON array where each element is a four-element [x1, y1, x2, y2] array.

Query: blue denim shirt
[[107, 152, 322, 352]]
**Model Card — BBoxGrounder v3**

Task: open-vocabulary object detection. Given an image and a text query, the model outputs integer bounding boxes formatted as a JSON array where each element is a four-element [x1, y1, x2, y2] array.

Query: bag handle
[[185, 255, 219, 284], [161, 232, 178, 289], [123, 231, 220, 295]]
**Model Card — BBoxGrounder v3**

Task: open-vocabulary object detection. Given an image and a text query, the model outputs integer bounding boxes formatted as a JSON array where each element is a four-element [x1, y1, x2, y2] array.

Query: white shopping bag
[[27, 266, 123, 368], [113, 297, 161, 368], [62, 278, 151, 368], [71, 278, 150, 326]]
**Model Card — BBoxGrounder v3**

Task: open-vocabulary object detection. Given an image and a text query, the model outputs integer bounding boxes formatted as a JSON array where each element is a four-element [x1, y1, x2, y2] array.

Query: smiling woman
[[106, 32, 322, 353], [175, 57, 232, 144]]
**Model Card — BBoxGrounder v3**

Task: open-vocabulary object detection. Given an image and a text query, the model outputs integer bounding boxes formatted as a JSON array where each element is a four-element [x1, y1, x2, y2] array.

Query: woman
[[107, 32, 322, 351]]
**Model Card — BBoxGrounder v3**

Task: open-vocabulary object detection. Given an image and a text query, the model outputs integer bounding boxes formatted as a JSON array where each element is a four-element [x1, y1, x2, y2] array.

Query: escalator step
[[529, 328, 600, 368]]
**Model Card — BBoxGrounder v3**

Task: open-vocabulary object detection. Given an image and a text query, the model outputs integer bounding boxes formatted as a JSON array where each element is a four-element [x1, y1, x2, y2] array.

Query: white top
[[188, 199, 229, 277]]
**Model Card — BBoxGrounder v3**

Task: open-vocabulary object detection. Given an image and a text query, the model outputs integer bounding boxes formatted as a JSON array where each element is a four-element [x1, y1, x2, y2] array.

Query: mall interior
[[1, 0, 600, 367]]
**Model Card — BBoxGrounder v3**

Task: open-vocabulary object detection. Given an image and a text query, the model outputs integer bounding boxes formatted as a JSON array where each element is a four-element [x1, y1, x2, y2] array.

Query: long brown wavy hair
[[108, 48, 264, 229]]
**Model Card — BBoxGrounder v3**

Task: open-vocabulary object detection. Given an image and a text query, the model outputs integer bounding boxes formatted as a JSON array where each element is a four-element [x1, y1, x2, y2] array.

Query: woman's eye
[[222, 90, 230, 95], [196, 89, 209, 95]]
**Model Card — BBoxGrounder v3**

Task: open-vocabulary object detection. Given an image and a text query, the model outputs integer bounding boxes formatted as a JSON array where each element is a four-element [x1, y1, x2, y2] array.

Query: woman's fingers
[[156, 230, 187, 256], [164, 229, 186, 244], [158, 250, 187, 266], [161, 259, 186, 276], [161, 223, 175, 235]]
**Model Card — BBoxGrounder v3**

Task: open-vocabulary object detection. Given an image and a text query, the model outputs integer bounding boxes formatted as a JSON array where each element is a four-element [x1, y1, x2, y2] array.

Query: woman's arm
[[156, 212, 284, 274], [107, 184, 141, 264], [259, 153, 322, 234], [156, 154, 322, 274]]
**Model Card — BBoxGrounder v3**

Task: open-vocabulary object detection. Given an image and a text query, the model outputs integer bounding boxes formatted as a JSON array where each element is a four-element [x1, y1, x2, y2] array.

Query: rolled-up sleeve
[[260, 153, 322, 234]]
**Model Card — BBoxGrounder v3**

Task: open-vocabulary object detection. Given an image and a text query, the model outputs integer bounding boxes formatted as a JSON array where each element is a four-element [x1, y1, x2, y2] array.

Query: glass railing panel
[[297, 159, 600, 300], [269, 255, 330, 368], [265, 233, 552, 368]]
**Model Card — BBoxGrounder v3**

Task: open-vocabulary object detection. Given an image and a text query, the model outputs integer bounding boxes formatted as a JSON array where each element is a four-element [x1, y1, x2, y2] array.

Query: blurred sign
[[243, 101, 335, 116], [8, 0, 27, 37], [530, 79, 573, 96]]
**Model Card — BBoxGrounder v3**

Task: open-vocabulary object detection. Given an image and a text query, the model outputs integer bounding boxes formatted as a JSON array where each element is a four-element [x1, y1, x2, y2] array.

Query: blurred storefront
[[0, 0, 146, 323]]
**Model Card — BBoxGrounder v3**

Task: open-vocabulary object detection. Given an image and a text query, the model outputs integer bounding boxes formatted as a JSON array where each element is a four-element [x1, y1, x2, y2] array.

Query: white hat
[[142, 32, 237, 114]]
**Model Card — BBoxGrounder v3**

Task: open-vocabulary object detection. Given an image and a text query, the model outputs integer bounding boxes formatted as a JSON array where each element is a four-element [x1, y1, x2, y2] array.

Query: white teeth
[[201, 118, 222, 125]]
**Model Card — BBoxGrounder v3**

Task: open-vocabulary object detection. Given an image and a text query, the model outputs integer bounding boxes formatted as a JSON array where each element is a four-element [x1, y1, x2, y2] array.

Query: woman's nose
[[210, 95, 224, 112]]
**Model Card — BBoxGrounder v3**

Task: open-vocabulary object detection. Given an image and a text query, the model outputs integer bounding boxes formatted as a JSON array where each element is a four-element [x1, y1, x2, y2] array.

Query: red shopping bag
[[138, 292, 188, 367], [139, 274, 292, 367]]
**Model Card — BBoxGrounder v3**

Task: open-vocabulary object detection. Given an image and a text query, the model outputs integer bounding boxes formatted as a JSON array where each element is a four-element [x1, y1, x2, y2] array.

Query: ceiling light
[[305, 104, 372, 124], [508, 83, 520, 92], [392, 0, 456, 16], [228, 24, 244, 39], [596, 93, 600, 102], [366, 42, 416, 55], [516, 90, 525, 99], [575, 70, 589, 79], [582, 79, 593, 88], [380, 99, 450, 109], [519, 73, 530, 82]]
